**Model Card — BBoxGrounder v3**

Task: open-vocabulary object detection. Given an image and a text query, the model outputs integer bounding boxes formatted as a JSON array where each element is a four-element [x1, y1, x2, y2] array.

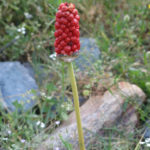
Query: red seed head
[[54, 2, 80, 56]]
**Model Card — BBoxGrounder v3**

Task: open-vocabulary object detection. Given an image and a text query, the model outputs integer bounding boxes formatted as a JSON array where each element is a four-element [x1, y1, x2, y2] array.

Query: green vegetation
[[0, 0, 150, 149]]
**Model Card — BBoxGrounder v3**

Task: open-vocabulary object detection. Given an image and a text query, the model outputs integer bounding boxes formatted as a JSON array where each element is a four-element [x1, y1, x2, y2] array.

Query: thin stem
[[61, 62, 65, 101], [68, 62, 85, 150], [134, 130, 145, 150]]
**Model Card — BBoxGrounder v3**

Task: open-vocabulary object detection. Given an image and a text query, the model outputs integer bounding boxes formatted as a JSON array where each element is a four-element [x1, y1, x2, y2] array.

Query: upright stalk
[[68, 62, 85, 150]]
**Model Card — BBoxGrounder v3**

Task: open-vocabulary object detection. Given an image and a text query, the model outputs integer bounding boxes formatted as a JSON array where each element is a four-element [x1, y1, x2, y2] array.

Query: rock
[[74, 38, 100, 71], [0, 61, 39, 112], [23, 62, 59, 86], [78, 96, 87, 106], [38, 82, 145, 150], [143, 121, 150, 139], [144, 127, 150, 139], [23, 62, 35, 79]]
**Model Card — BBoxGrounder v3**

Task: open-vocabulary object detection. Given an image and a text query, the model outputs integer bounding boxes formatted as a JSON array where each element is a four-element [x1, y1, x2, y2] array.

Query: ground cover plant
[[0, 0, 150, 149]]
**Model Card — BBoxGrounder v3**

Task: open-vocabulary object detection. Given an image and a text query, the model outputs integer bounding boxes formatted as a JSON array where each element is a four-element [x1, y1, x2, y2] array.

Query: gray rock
[[74, 38, 100, 71], [23, 62, 35, 79], [144, 127, 150, 139], [0, 61, 39, 112], [23, 62, 55, 86], [144, 121, 150, 139]]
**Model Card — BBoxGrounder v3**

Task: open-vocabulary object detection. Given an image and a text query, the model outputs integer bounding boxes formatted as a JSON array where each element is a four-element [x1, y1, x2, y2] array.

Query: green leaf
[[59, 135, 73, 150]]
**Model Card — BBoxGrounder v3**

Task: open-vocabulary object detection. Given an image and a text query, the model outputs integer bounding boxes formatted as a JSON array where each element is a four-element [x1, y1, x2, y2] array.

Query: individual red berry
[[72, 9, 78, 16], [72, 19, 78, 26], [70, 26, 75, 31], [73, 29, 80, 37], [56, 17, 60, 22], [68, 14, 74, 21], [57, 29, 63, 35], [61, 24, 66, 29], [72, 45, 77, 51], [65, 28, 69, 34], [59, 35, 64, 41], [58, 45, 62, 50], [71, 36, 77, 43], [60, 17, 68, 24], [59, 3, 65, 10], [64, 46, 71, 52], [64, 11, 70, 17], [76, 24, 79, 29], [55, 22, 60, 29], [61, 50, 66, 55], [66, 37, 71, 42], [60, 41, 67, 47], [68, 3, 75, 10], [75, 15, 80, 21], [68, 32, 73, 37], [62, 6, 68, 12], [55, 48, 61, 54], [56, 10, 62, 18], [62, 33, 67, 39], [54, 31, 59, 37], [67, 22, 71, 27]]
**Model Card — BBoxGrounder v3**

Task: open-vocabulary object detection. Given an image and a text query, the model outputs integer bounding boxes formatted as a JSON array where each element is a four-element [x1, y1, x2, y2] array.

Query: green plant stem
[[61, 62, 65, 101], [68, 62, 85, 150], [134, 130, 145, 150]]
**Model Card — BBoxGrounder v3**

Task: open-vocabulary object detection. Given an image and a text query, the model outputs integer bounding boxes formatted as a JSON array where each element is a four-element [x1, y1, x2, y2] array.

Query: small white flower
[[17, 27, 26, 35], [66, 105, 72, 111], [15, 35, 20, 40], [146, 51, 150, 58], [24, 12, 33, 19], [49, 53, 56, 60], [61, 104, 65, 108], [146, 143, 150, 147], [124, 14, 130, 22], [22, 27, 25, 30], [36, 121, 41, 126], [46, 96, 52, 99], [40, 122, 45, 128], [22, 30, 26, 35], [7, 130, 12, 135], [55, 121, 60, 125], [41, 92, 46, 96], [145, 138, 150, 143], [2, 138, 8, 141], [55, 147, 60, 150], [17, 28, 22, 32], [36, 121, 45, 128], [37, 45, 41, 49], [20, 139, 26, 143], [37, 6, 42, 12], [139, 141, 145, 145]]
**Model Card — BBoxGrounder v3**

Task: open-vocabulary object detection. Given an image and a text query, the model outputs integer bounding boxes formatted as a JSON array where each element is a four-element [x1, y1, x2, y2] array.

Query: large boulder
[[38, 82, 145, 150], [0, 61, 39, 112]]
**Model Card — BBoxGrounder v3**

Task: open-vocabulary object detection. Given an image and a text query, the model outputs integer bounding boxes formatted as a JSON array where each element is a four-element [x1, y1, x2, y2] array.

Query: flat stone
[[0, 61, 39, 112], [37, 82, 146, 150]]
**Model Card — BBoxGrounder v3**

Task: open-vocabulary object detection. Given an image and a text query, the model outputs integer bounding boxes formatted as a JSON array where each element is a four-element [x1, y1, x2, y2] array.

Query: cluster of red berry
[[54, 2, 80, 56]]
